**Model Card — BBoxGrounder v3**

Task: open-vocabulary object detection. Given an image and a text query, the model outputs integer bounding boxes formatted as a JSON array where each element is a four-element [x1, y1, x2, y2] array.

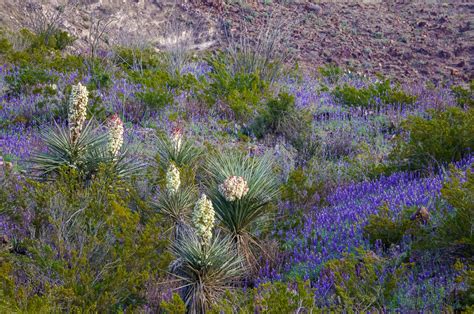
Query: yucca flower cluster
[[68, 82, 88, 143], [171, 126, 183, 151], [166, 163, 181, 194], [106, 114, 124, 157], [192, 194, 215, 245], [218, 176, 249, 202]]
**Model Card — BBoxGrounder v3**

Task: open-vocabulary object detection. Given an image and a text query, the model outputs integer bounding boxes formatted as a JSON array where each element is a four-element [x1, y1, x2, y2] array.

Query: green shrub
[[160, 293, 186, 314], [451, 81, 474, 108], [136, 89, 174, 110], [209, 279, 315, 313], [323, 248, 410, 312], [391, 108, 474, 171], [1, 168, 171, 312], [452, 260, 474, 310], [113, 46, 162, 71], [19, 28, 75, 51], [430, 166, 474, 256], [5, 67, 57, 96], [251, 92, 310, 139], [363, 204, 422, 249], [204, 54, 268, 122], [333, 80, 417, 108], [281, 167, 326, 208], [318, 64, 343, 83]]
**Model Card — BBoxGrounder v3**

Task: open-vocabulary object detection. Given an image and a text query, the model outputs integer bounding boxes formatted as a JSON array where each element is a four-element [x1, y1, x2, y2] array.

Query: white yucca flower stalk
[[106, 113, 124, 157], [166, 163, 181, 194], [192, 194, 215, 245], [218, 176, 249, 202], [68, 82, 88, 143], [171, 126, 183, 151]]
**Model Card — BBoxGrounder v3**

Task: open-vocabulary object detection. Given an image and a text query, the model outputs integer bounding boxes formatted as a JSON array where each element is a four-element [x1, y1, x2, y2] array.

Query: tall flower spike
[[68, 82, 88, 144], [218, 176, 249, 202], [166, 163, 181, 194], [106, 114, 124, 158], [171, 126, 183, 152], [192, 194, 215, 245]]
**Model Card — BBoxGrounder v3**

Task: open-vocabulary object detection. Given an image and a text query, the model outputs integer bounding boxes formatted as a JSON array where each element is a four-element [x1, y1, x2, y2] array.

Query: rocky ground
[[0, 0, 472, 83]]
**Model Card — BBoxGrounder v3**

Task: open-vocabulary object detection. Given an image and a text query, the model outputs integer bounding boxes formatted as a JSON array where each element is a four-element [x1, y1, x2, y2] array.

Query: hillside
[[0, 0, 472, 83]]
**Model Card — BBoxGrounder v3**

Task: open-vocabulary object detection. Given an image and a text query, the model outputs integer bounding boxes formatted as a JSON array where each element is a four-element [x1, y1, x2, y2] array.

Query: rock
[[438, 50, 451, 58], [411, 206, 430, 223], [455, 59, 465, 67], [306, 3, 322, 14]]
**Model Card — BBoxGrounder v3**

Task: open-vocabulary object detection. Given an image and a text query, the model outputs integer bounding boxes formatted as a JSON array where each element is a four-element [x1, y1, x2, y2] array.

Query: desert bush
[[221, 13, 295, 84], [204, 54, 268, 122], [281, 167, 326, 208], [250, 92, 311, 142], [20, 28, 75, 51], [160, 293, 186, 314], [113, 46, 161, 71], [208, 279, 315, 313], [363, 204, 423, 249], [429, 166, 474, 256], [136, 88, 174, 111], [318, 63, 343, 84], [333, 80, 417, 108], [390, 107, 474, 171], [322, 248, 409, 312], [256, 280, 315, 313], [451, 260, 474, 311], [0, 167, 171, 312], [451, 80, 474, 108], [4, 67, 57, 96]]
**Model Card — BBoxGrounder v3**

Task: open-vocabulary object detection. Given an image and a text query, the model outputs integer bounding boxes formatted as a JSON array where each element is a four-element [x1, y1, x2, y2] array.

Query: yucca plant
[[30, 119, 109, 178], [152, 185, 197, 240], [170, 230, 244, 313], [155, 128, 202, 171], [204, 151, 279, 268]]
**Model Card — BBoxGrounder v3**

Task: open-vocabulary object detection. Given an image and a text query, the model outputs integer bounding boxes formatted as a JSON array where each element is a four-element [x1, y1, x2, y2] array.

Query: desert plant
[[152, 185, 197, 240], [204, 55, 268, 122], [318, 64, 344, 84], [31, 84, 142, 179], [22, 1, 77, 50], [451, 80, 474, 108], [391, 107, 474, 171], [30, 119, 108, 178], [204, 151, 279, 268], [0, 167, 171, 312], [155, 128, 202, 171], [170, 230, 243, 313], [322, 248, 409, 312], [333, 80, 417, 109], [363, 204, 422, 249], [429, 166, 474, 256], [251, 92, 311, 142], [221, 12, 295, 84]]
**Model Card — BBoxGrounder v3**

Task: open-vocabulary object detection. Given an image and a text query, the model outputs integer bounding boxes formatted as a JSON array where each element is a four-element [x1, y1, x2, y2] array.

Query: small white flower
[[218, 176, 249, 202], [106, 114, 124, 157], [166, 163, 181, 194], [192, 194, 215, 245], [68, 82, 88, 143], [171, 126, 183, 151]]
